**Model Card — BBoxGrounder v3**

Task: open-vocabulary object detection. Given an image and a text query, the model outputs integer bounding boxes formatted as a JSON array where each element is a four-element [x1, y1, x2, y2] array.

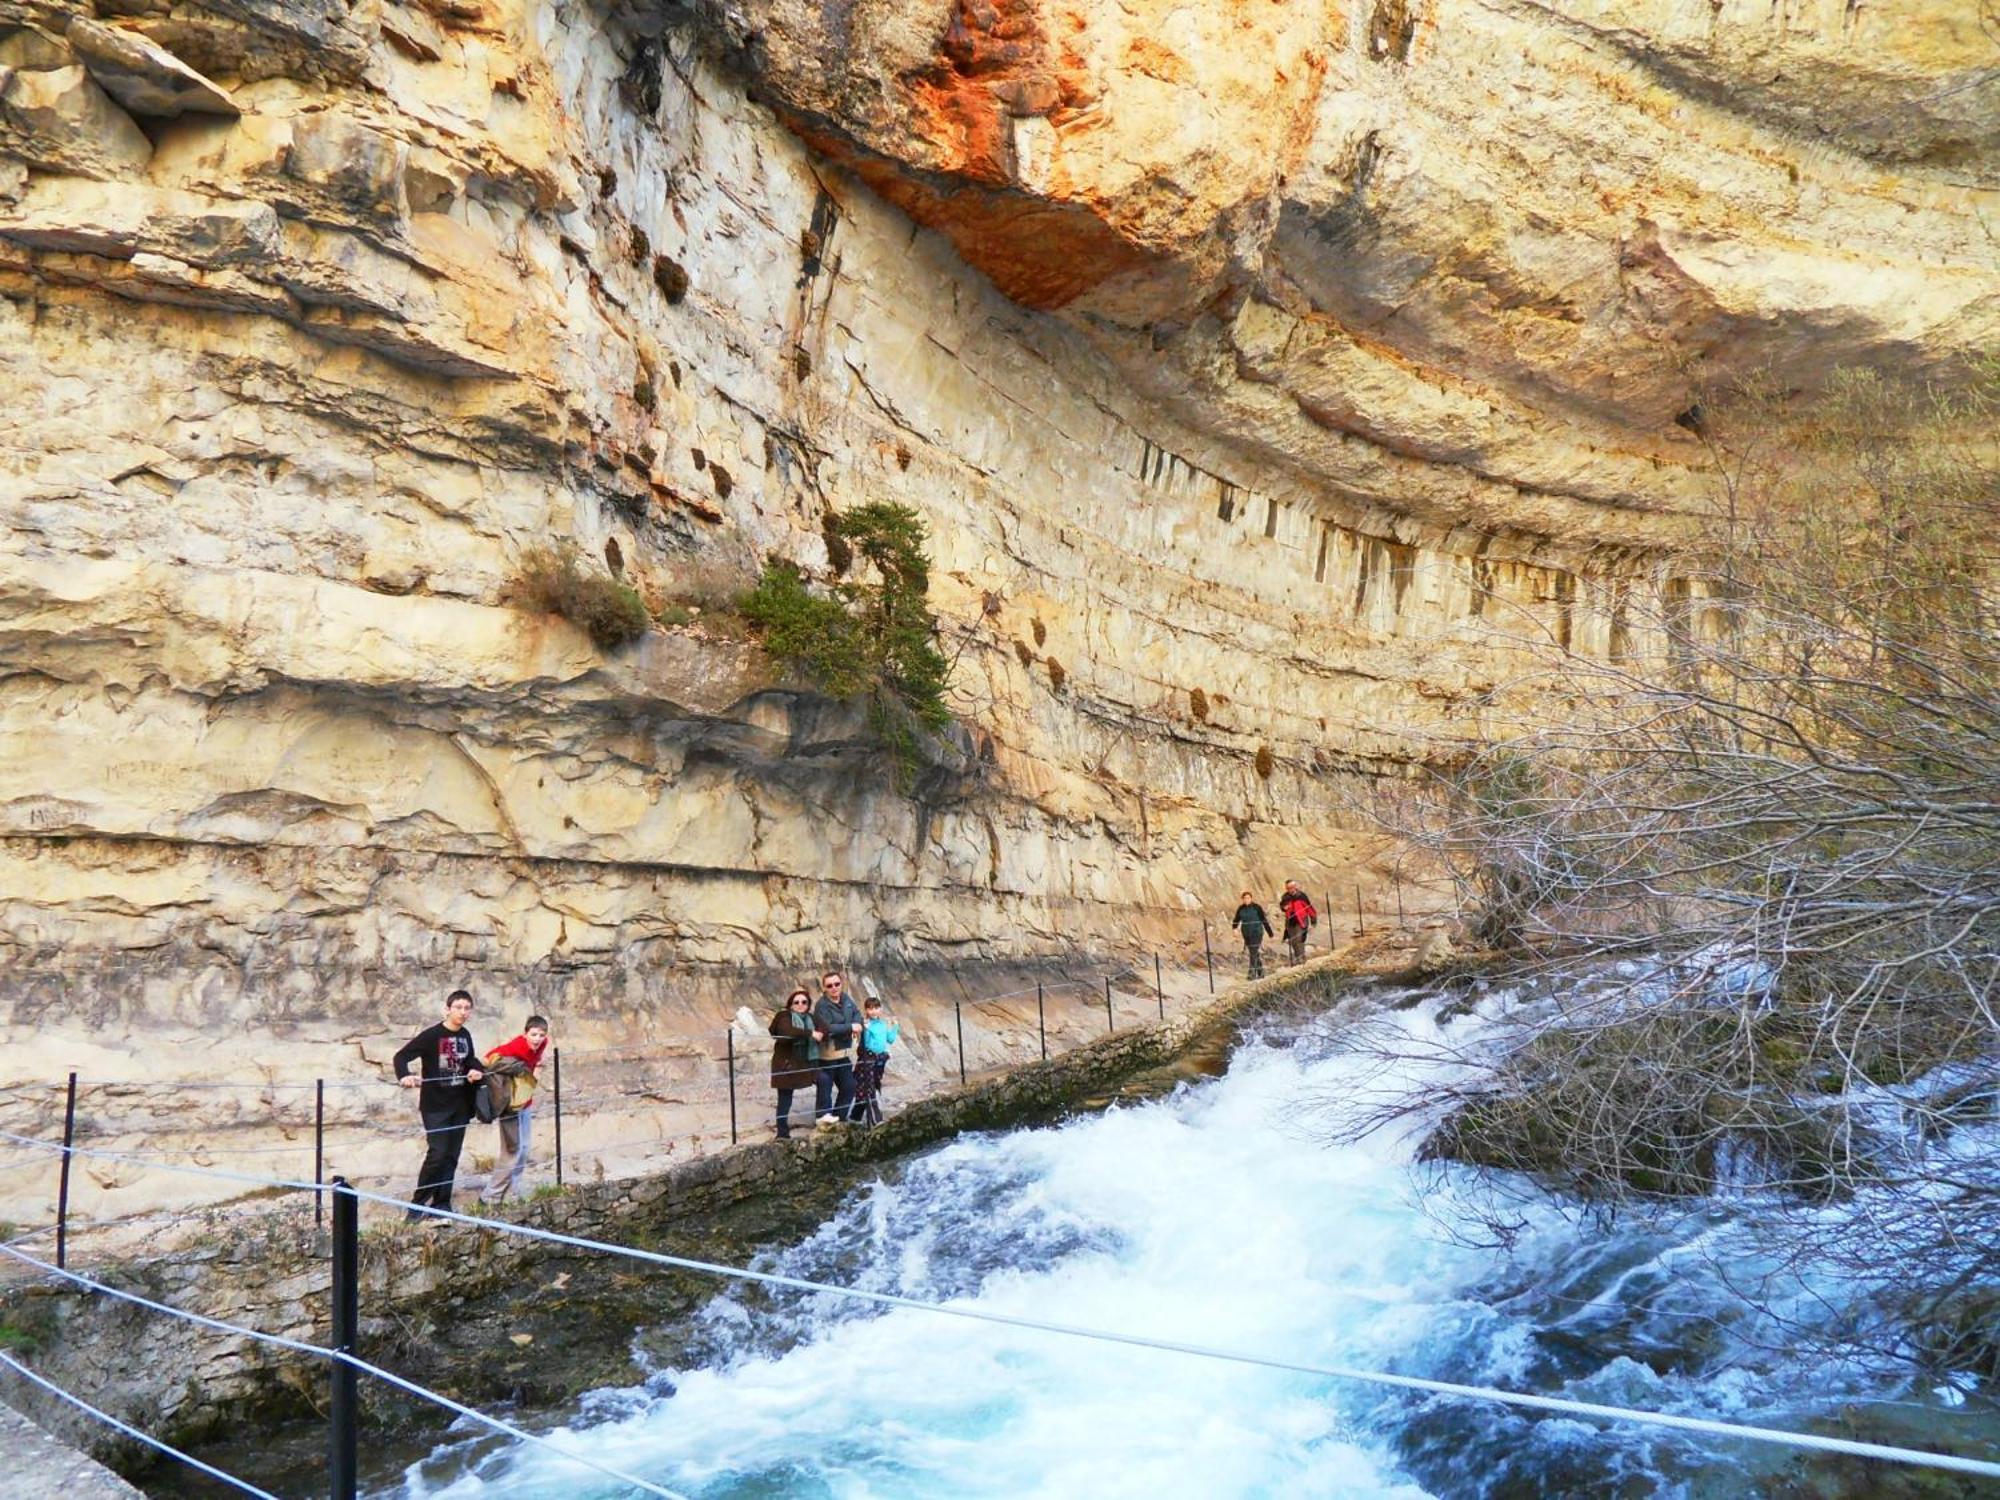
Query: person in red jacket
[[479, 1015, 550, 1204], [1279, 880, 1318, 966]]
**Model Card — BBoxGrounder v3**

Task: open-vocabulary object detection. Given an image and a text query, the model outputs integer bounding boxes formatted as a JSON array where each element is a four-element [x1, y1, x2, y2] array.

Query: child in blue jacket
[[853, 997, 900, 1126]]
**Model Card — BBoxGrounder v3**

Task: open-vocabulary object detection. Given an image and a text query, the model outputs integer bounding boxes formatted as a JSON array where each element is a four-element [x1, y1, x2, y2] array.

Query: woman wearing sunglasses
[[767, 988, 822, 1139]]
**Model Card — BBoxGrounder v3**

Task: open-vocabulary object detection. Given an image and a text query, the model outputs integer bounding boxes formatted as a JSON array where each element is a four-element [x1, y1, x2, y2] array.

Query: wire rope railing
[[0, 1349, 282, 1500], [0, 1147, 1994, 1490], [0, 1235, 689, 1500], [3, 934, 1316, 1257]]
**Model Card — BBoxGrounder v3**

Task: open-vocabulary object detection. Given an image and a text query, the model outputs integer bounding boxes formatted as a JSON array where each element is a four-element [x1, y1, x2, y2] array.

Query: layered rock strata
[[0, 0, 1993, 1071]]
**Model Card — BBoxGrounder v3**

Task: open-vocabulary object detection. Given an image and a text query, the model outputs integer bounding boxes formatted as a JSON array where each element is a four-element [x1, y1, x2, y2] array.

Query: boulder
[[0, 64, 151, 178], [64, 15, 237, 118], [0, 23, 71, 68], [0, 177, 279, 266]]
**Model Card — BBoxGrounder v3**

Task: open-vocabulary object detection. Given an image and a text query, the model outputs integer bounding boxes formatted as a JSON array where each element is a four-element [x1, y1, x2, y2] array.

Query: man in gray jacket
[[812, 970, 863, 1125]]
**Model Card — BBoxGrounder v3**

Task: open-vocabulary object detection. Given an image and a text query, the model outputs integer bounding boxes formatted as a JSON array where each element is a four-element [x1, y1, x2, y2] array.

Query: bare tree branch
[[1324, 362, 2000, 1389]]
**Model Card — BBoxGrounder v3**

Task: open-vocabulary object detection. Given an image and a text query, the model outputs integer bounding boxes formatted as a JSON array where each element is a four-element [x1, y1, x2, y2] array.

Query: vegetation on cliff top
[[741, 502, 953, 785]]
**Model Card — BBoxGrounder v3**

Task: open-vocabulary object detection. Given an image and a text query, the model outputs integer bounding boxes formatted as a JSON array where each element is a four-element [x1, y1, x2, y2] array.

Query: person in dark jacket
[[1279, 880, 1318, 965], [1231, 892, 1271, 978], [768, 988, 819, 1139], [811, 970, 864, 1125], [392, 990, 485, 1221]]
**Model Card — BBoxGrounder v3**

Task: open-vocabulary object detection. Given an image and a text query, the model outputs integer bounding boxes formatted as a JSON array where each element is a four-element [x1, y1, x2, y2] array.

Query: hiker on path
[[1279, 880, 1318, 965], [852, 995, 901, 1127], [768, 987, 819, 1139], [812, 970, 864, 1125], [392, 990, 485, 1220], [1231, 891, 1272, 979], [479, 1014, 550, 1204]]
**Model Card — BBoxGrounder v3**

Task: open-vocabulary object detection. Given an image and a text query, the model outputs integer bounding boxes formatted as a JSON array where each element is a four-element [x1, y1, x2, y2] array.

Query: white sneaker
[[815, 1114, 840, 1128]]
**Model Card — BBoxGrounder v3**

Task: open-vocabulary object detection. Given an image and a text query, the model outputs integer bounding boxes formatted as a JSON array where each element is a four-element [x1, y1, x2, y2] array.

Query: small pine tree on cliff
[[741, 502, 953, 785]]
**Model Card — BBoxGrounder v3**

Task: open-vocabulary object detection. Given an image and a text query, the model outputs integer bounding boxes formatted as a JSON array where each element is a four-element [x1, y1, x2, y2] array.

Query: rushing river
[[382, 990, 1994, 1499]]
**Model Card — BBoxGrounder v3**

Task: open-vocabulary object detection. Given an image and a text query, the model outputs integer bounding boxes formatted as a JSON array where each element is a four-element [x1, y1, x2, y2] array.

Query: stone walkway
[[3, 953, 1234, 1264], [4, 935, 1437, 1270], [0, 1399, 144, 1499]]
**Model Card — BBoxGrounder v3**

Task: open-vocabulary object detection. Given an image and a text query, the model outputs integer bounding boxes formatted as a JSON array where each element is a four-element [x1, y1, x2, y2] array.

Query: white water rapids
[[386, 990, 1988, 1499]]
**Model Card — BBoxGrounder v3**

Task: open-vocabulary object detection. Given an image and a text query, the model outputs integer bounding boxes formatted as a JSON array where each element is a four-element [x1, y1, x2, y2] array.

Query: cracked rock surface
[[0, 0, 1992, 1113]]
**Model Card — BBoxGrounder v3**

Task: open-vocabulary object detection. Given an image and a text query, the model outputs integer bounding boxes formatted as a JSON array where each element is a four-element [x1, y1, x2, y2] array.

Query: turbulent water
[[383, 992, 1991, 1499]]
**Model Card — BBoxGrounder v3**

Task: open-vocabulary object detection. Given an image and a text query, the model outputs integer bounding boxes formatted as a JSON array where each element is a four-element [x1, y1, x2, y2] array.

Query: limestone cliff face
[[0, 0, 1993, 1049], [709, 0, 1996, 531]]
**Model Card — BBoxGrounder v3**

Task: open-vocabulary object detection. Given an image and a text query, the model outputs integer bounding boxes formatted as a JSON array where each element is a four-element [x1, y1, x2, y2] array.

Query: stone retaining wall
[[0, 954, 1388, 1478]]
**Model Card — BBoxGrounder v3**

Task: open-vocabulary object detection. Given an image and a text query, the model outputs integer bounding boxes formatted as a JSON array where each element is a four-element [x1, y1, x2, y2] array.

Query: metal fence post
[[55, 1072, 76, 1271], [1155, 954, 1164, 1020], [1355, 886, 1364, 935], [1104, 975, 1114, 1033], [552, 1046, 564, 1187], [1396, 878, 1405, 929], [726, 1029, 738, 1145], [329, 1176, 359, 1500], [1203, 921, 1214, 993], [314, 1079, 326, 1231], [954, 998, 967, 1085], [1036, 980, 1047, 1061]]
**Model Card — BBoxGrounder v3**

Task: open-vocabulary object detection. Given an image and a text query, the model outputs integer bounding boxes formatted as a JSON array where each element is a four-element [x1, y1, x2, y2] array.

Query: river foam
[[389, 993, 1970, 1499]]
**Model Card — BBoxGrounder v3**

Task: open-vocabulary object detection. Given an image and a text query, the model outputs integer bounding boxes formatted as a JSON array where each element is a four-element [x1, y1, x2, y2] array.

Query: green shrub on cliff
[[516, 543, 651, 650], [741, 502, 953, 784]]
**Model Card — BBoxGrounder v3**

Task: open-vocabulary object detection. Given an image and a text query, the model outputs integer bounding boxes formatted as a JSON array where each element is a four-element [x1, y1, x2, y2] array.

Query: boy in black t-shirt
[[391, 990, 485, 1220]]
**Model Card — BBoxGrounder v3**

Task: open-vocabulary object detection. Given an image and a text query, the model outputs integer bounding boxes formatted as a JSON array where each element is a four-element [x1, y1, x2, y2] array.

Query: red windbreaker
[[489, 1033, 548, 1069]]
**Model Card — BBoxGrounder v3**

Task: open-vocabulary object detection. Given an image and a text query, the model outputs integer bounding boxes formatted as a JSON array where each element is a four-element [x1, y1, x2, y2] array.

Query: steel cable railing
[[5, 934, 1315, 1253], [0, 1237, 689, 1500], [0, 1147, 1993, 1487]]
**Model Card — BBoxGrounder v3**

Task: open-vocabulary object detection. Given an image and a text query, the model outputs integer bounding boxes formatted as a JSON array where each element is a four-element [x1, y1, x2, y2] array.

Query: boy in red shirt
[[479, 1015, 550, 1204]]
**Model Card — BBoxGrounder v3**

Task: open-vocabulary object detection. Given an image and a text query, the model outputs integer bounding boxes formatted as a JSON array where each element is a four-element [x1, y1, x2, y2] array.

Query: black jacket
[[1232, 903, 1272, 942], [392, 1022, 480, 1119]]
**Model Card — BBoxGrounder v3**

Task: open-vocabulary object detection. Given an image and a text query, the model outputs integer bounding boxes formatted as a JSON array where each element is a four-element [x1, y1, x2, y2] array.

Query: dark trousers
[[775, 1087, 799, 1136], [411, 1107, 470, 1215], [814, 1060, 856, 1120], [853, 1052, 889, 1125], [1245, 940, 1264, 978]]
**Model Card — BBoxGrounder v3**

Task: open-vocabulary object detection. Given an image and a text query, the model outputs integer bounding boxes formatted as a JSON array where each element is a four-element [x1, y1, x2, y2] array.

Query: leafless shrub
[[1330, 364, 2000, 1368], [514, 542, 651, 650]]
